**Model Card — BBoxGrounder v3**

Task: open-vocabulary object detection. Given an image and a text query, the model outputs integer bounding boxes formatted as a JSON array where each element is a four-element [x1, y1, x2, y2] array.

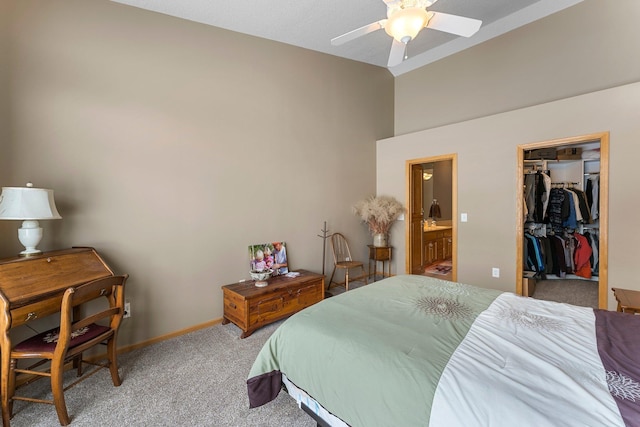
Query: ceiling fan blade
[[426, 12, 482, 37], [331, 20, 387, 46], [387, 39, 407, 67]]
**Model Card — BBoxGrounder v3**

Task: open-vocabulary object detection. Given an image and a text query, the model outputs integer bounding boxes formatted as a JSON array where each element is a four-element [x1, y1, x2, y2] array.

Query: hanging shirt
[[589, 176, 599, 220], [565, 189, 583, 223], [429, 201, 441, 219], [541, 172, 551, 219], [562, 189, 578, 230], [524, 234, 545, 278], [547, 188, 568, 233]]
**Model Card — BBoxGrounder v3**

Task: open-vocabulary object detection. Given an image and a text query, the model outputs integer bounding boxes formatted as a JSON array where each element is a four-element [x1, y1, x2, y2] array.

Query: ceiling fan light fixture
[[384, 7, 429, 43]]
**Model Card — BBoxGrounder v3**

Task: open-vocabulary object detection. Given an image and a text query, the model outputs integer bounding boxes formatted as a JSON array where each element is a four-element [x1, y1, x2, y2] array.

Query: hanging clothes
[[428, 200, 441, 219], [546, 188, 569, 233], [573, 233, 593, 279], [524, 174, 536, 222], [587, 176, 600, 221], [541, 173, 551, 218], [524, 233, 546, 279], [523, 171, 550, 223], [586, 230, 600, 276], [565, 189, 583, 223], [572, 188, 592, 224], [550, 235, 568, 278], [562, 189, 578, 230]]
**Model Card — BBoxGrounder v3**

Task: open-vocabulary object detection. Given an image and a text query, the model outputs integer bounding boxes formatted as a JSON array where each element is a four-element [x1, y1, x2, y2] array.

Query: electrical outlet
[[124, 301, 131, 318], [492, 268, 500, 278]]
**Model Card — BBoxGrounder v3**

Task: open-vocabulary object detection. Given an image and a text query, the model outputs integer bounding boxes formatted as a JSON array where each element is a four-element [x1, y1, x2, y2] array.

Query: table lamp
[[0, 182, 62, 256]]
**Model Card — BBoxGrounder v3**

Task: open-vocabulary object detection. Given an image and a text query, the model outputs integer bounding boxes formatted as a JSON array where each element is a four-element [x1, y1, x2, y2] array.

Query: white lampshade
[[0, 185, 61, 220], [0, 183, 62, 256]]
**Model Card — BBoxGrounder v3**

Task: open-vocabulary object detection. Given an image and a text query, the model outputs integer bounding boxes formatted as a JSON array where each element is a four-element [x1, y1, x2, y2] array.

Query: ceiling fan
[[331, 0, 482, 67]]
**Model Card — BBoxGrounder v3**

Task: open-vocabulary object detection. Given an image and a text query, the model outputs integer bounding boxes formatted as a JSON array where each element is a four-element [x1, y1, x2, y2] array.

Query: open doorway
[[516, 132, 608, 309], [406, 154, 457, 281]]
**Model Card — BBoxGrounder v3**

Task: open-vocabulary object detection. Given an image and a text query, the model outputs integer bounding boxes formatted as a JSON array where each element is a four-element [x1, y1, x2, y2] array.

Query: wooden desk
[[368, 245, 392, 281], [222, 270, 324, 338], [612, 288, 640, 314], [0, 247, 114, 426]]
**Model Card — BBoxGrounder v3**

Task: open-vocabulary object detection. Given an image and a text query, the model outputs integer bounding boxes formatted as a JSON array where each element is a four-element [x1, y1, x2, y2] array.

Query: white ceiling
[[110, 0, 583, 76]]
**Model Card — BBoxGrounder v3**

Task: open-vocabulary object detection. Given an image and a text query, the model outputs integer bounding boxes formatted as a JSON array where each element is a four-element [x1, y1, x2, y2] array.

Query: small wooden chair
[[329, 233, 367, 291], [5, 274, 128, 426]]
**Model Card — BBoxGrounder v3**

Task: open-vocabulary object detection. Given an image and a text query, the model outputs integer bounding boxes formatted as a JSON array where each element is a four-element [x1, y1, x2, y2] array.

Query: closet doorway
[[406, 154, 457, 281], [516, 132, 608, 309]]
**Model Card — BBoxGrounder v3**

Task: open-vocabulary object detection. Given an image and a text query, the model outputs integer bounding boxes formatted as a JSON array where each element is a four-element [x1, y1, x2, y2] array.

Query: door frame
[[516, 132, 609, 308], [405, 154, 458, 281]]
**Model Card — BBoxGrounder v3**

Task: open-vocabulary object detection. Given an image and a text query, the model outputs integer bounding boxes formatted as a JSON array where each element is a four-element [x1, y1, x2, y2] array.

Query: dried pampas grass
[[353, 196, 405, 235]]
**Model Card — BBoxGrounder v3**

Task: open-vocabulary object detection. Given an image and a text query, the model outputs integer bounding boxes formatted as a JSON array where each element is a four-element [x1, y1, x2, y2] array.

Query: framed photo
[[248, 242, 289, 276]]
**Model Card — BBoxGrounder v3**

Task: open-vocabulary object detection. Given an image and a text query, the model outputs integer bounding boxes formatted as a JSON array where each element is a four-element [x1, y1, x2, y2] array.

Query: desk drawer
[[11, 295, 65, 327]]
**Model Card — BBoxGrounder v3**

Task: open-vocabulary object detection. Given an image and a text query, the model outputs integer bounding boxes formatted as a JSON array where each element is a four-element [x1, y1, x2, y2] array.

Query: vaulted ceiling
[[111, 0, 583, 76]]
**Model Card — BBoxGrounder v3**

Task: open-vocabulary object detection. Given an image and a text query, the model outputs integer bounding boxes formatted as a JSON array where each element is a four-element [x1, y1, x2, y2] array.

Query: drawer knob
[[47, 258, 52, 263], [25, 312, 38, 322]]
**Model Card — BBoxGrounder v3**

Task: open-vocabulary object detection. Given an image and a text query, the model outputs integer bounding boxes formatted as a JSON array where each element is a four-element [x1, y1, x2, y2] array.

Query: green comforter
[[247, 275, 502, 426]]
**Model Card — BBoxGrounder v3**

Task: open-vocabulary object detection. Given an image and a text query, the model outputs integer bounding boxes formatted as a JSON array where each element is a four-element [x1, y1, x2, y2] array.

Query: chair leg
[[51, 358, 71, 426], [74, 353, 83, 377], [107, 338, 122, 387], [328, 267, 337, 290], [345, 269, 350, 292], [3, 358, 17, 426]]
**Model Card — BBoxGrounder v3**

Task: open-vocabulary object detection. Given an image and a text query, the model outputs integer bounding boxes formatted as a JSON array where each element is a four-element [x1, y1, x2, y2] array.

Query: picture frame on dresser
[[249, 241, 289, 276]]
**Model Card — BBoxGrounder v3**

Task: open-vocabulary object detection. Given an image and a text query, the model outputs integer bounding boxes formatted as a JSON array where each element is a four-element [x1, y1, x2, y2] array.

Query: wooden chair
[[5, 275, 128, 426], [329, 233, 367, 291]]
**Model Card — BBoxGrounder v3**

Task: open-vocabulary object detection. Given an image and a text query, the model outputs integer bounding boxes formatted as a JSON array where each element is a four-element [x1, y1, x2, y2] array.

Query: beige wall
[[0, 0, 13, 241], [395, 0, 640, 134], [0, 0, 9, 182], [3, 0, 394, 346], [379, 0, 640, 310]]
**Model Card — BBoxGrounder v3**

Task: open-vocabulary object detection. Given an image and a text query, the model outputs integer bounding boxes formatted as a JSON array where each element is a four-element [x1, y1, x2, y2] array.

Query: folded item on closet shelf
[[581, 149, 600, 160]]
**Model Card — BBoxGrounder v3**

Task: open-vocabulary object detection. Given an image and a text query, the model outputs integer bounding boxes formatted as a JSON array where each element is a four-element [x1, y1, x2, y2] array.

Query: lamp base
[[18, 220, 43, 256], [19, 248, 42, 257]]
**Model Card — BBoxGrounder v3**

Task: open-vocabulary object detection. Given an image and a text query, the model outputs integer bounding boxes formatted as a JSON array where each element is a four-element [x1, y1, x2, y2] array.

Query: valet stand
[[317, 221, 330, 294]]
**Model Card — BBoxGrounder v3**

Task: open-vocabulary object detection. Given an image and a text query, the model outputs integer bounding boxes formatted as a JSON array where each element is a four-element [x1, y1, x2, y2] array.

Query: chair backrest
[[330, 233, 354, 264], [55, 274, 128, 358]]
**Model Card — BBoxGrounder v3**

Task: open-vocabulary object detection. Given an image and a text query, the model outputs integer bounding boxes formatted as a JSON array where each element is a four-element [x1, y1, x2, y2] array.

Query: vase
[[373, 233, 387, 247]]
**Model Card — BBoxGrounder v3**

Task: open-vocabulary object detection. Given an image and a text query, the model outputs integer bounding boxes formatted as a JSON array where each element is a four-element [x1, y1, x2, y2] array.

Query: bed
[[247, 275, 640, 426]]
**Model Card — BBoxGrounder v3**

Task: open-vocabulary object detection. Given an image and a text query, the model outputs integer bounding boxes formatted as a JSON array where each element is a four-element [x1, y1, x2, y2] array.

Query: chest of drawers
[[221, 270, 324, 338]]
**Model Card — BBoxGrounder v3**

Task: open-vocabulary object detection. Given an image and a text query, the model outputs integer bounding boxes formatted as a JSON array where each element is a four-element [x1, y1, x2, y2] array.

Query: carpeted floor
[[9, 320, 314, 427], [532, 279, 599, 308], [325, 279, 367, 297]]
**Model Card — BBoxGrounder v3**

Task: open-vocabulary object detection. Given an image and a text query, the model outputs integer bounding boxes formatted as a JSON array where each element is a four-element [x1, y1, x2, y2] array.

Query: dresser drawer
[[295, 282, 323, 307], [249, 294, 286, 327]]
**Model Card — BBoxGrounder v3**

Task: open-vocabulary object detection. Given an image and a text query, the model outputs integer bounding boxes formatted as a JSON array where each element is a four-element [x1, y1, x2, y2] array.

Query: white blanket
[[430, 293, 624, 426]]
